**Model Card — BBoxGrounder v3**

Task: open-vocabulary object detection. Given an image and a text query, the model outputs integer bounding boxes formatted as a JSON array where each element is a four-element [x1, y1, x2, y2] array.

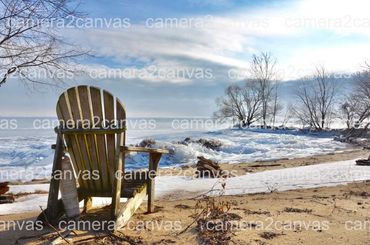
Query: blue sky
[[1, 0, 370, 117]]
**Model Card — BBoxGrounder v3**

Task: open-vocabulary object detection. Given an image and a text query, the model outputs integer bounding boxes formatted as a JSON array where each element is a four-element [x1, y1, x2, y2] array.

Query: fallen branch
[[15, 231, 52, 244], [249, 163, 281, 168], [0, 195, 15, 204], [39, 206, 71, 244]]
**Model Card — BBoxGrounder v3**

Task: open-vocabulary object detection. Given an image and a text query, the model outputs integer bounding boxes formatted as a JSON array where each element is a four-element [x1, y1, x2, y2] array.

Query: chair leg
[[43, 135, 64, 224], [38, 192, 85, 226], [147, 153, 161, 213], [112, 165, 123, 219], [147, 179, 155, 213], [112, 135, 124, 219], [83, 197, 92, 213]]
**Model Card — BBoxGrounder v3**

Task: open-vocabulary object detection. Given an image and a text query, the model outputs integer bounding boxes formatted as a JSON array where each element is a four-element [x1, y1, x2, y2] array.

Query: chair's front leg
[[112, 135, 125, 219], [44, 134, 65, 225], [147, 152, 162, 213]]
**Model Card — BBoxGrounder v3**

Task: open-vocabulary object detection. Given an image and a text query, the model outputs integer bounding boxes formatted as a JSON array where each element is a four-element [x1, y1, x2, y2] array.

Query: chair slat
[[57, 93, 87, 190], [103, 90, 116, 188], [77, 86, 103, 191], [90, 87, 110, 191], [116, 97, 126, 166], [66, 87, 96, 190]]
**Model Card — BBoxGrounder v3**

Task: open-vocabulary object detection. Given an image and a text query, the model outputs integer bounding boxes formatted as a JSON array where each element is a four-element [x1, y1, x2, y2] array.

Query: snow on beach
[[0, 118, 351, 182], [0, 117, 359, 215], [1, 159, 369, 215]]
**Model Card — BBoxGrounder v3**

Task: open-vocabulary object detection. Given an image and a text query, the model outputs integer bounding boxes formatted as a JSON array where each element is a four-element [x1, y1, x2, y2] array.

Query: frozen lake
[[0, 117, 350, 182]]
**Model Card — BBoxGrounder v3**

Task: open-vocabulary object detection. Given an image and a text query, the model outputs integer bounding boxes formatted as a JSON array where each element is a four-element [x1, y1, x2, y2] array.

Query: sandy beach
[[1, 149, 370, 245]]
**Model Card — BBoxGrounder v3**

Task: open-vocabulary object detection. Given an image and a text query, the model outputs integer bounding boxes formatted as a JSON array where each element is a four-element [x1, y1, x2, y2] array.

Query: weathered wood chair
[[38, 85, 169, 229]]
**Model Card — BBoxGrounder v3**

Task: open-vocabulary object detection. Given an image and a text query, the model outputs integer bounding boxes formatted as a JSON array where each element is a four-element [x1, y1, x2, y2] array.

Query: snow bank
[[156, 159, 370, 198], [1, 159, 369, 215]]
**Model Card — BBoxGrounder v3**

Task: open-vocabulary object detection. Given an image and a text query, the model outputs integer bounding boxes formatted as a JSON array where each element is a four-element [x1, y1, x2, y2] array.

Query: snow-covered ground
[[1, 159, 369, 215], [0, 118, 351, 182]]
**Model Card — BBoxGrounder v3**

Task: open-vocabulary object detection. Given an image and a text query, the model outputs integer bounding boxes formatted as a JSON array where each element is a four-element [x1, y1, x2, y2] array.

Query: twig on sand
[[39, 206, 71, 244], [176, 206, 208, 235], [178, 181, 223, 235], [329, 198, 355, 215], [15, 231, 52, 244], [190, 178, 228, 200], [311, 199, 328, 206], [177, 180, 237, 244], [113, 231, 143, 245], [72, 231, 142, 245]]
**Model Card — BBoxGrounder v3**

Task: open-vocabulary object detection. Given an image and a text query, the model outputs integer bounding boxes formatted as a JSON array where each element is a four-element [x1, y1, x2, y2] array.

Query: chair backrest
[[56, 85, 126, 193]]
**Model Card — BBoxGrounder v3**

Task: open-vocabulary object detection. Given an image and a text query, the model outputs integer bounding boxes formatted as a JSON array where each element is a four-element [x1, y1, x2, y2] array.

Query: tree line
[[215, 52, 370, 130]]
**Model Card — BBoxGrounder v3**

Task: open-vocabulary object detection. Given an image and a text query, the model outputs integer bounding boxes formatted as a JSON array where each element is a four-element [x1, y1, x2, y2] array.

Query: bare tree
[[242, 79, 263, 126], [293, 66, 338, 130], [214, 80, 262, 127], [281, 104, 294, 128], [353, 69, 370, 125], [215, 52, 280, 128], [340, 66, 370, 129], [340, 99, 358, 129], [269, 81, 283, 128], [249, 52, 277, 128], [215, 85, 245, 125], [0, 0, 87, 87]]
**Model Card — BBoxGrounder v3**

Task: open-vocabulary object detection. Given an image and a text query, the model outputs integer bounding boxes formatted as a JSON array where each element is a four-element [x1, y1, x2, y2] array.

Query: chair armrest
[[121, 146, 169, 154]]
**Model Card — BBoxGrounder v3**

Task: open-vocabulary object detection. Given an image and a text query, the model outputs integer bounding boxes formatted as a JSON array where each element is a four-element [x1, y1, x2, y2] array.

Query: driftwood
[[356, 159, 370, 166], [0, 182, 13, 204], [0, 182, 8, 187], [196, 156, 226, 178], [0, 195, 15, 204], [250, 163, 281, 168], [0, 182, 9, 195], [356, 155, 370, 166], [0, 186, 9, 195]]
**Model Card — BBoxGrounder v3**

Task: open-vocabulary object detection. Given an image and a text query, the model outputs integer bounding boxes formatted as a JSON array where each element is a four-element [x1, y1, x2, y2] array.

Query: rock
[[184, 137, 191, 143], [197, 139, 222, 151], [137, 139, 156, 147], [178, 138, 223, 151]]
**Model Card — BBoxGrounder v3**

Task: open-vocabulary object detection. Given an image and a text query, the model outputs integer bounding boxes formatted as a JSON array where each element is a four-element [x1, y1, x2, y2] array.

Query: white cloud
[[66, 0, 370, 82], [278, 43, 370, 79]]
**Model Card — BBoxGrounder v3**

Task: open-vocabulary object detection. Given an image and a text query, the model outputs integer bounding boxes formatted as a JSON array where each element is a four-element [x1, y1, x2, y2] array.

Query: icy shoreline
[[0, 128, 352, 182]]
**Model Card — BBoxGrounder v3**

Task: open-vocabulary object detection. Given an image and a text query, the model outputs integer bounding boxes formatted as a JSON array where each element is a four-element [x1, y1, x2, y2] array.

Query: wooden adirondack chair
[[38, 85, 169, 229]]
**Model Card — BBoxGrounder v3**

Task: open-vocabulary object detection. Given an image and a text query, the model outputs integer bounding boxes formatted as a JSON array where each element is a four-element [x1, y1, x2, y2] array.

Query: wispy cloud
[[4, 0, 370, 116], [66, 0, 370, 83]]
